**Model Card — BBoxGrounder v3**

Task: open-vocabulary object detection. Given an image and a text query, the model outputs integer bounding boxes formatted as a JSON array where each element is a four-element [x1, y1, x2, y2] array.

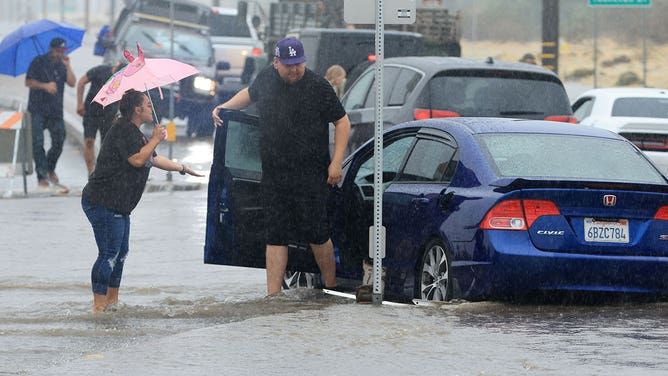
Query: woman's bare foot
[[92, 293, 107, 314], [105, 288, 119, 306]]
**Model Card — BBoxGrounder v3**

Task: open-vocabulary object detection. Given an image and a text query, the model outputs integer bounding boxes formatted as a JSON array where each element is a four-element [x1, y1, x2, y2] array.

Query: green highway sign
[[589, 0, 651, 6]]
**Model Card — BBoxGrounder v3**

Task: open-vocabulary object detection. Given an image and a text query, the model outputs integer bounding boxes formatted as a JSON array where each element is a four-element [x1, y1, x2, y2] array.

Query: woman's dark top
[[82, 117, 154, 215]]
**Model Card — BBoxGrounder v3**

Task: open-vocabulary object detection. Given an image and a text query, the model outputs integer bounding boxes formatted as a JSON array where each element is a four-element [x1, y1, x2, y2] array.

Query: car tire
[[283, 271, 319, 290], [416, 239, 453, 301]]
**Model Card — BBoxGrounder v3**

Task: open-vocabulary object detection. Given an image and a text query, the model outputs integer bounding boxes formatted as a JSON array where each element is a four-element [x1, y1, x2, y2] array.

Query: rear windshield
[[123, 22, 212, 64], [478, 133, 665, 184], [612, 97, 668, 118], [418, 70, 572, 118], [209, 14, 251, 38]]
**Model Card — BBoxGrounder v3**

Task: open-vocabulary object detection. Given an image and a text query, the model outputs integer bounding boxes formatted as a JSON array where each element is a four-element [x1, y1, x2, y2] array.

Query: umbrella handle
[[144, 84, 167, 140], [144, 84, 159, 122]]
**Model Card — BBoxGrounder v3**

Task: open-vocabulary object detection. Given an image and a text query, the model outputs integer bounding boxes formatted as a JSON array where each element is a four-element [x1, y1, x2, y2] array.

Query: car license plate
[[584, 218, 629, 243]]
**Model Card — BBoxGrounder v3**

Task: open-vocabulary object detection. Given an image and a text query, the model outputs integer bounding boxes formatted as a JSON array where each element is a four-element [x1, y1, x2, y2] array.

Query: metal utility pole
[[541, 0, 559, 74], [167, 0, 175, 182], [344, 0, 416, 305], [371, 0, 385, 306]]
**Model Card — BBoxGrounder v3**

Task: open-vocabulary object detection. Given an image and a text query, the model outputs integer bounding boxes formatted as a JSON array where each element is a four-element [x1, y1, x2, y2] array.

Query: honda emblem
[[603, 194, 617, 207]]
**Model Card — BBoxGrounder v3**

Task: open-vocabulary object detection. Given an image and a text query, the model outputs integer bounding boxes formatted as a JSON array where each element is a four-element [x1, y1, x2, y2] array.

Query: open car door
[[204, 110, 320, 272], [204, 110, 264, 268]]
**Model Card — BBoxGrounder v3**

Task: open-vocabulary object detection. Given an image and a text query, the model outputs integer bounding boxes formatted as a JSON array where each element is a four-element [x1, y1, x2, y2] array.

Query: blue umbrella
[[0, 19, 85, 77]]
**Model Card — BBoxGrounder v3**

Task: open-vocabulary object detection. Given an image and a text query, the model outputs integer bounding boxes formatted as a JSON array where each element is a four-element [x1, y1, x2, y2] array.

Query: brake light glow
[[367, 54, 376, 62], [544, 115, 578, 124], [252, 47, 262, 56], [413, 109, 461, 120], [655, 206, 668, 220], [480, 199, 560, 230]]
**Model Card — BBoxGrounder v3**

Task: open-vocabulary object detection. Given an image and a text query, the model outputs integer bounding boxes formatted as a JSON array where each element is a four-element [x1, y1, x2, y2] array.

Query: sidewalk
[[0, 67, 204, 199]]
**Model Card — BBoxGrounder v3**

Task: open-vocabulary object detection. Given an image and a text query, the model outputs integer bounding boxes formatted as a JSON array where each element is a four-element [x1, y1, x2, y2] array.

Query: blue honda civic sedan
[[204, 111, 668, 302]]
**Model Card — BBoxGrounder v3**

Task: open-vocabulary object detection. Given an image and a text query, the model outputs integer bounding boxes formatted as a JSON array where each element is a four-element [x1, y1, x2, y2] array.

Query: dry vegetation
[[460, 38, 668, 89]]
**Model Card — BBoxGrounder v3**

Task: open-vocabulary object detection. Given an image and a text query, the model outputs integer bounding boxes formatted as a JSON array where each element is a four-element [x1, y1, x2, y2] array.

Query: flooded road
[[3, 183, 668, 375]]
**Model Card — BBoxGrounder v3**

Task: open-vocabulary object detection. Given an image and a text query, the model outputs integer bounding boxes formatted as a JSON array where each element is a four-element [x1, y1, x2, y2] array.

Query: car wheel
[[283, 271, 319, 289], [417, 239, 453, 301]]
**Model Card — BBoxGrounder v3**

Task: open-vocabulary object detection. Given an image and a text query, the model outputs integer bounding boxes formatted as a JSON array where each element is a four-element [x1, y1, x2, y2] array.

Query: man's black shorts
[[83, 115, 113, 140], [262, 183, 330, 246]]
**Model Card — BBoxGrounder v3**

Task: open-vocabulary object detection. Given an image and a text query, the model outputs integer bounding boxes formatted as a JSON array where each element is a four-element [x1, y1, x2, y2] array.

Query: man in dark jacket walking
[[25, 37, 76, 188]]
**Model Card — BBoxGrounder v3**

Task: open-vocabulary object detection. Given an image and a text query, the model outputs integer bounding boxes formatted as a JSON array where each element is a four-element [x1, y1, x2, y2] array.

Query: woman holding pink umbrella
[[81, 89, 203, 314]]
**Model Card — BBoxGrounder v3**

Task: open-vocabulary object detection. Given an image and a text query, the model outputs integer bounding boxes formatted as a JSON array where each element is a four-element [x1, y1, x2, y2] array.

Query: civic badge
[[603, 194, 617, 207]]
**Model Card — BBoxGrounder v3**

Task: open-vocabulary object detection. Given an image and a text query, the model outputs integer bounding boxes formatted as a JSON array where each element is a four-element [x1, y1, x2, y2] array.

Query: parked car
[[340, 56, 576, 155], [204, 112, 668, 302], [95, 0, 218, 137], [572, 87, 668, 175]]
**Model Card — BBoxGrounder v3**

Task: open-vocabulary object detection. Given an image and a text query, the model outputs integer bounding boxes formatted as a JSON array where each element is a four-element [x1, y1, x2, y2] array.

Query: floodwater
[[2, 177, 668, 375]]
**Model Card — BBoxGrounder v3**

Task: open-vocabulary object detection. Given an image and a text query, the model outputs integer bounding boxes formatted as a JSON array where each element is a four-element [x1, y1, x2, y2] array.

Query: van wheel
[[283, 271, 319, 289], [416, 239, 453, 301]]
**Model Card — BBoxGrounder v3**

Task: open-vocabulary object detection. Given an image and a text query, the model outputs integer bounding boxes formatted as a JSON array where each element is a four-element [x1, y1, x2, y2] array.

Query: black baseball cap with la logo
[[274, 37, 306, 65]]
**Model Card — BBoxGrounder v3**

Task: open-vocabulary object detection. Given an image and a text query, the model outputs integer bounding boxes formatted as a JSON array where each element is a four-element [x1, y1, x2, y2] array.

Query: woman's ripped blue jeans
[[82, 197, 130, 295]]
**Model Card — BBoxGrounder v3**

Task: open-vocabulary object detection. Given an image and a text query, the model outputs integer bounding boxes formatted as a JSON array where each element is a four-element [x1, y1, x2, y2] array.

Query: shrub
[[565, 68, 594, 81], [616, 71, 641, 86]]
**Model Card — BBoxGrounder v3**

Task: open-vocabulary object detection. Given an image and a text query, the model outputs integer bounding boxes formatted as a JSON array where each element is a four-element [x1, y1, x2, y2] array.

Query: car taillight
[[252, 47, 262, 56], [523, 199, 561, 227], [544, 115, 578, 124], [621, 134, 668, 152], [480, 199, 560, 230], [413, 109, 461, 120], [480, 200, 526, 230], [368, 54, 376, 62], [655, 206, 668, 220]]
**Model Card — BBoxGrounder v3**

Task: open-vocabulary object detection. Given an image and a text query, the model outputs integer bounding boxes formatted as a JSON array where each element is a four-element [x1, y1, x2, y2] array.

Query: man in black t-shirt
[[25, 37, 76, 188], [76, 61, 127, 175], [212, 37, 351, 296]]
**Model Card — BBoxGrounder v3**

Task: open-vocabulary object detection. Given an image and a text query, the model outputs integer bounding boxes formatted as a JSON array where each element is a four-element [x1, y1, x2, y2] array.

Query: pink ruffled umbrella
[[93, 42, 200, 117]]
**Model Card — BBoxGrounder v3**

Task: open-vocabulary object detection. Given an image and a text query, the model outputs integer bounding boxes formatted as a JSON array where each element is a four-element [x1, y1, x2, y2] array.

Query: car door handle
[[411, 197, 430, 207]]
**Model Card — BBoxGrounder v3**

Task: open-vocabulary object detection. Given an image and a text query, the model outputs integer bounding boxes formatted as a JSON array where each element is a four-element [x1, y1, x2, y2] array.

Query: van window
[[210, 14, 251, 37], [123, 22, 212, 64]]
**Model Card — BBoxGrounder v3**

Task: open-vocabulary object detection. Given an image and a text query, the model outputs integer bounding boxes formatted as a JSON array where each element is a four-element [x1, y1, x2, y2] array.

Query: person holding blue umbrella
[[25, 37, 76, 188]]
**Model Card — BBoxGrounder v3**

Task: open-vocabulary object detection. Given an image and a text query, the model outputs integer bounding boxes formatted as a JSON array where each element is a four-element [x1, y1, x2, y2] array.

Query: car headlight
[[193, 76, 216, 96]]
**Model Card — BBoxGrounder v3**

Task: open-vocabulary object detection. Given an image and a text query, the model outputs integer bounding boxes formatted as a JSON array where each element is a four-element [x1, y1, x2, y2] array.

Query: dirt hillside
[[460, 38, 668, 89]]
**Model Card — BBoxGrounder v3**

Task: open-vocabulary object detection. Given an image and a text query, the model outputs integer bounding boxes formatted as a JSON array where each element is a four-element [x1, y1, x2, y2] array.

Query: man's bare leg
[[311, 239, 337, 288], [92, 293, 107, 314], [266, 244, 288, 295], [83, 138, 95, 175]]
